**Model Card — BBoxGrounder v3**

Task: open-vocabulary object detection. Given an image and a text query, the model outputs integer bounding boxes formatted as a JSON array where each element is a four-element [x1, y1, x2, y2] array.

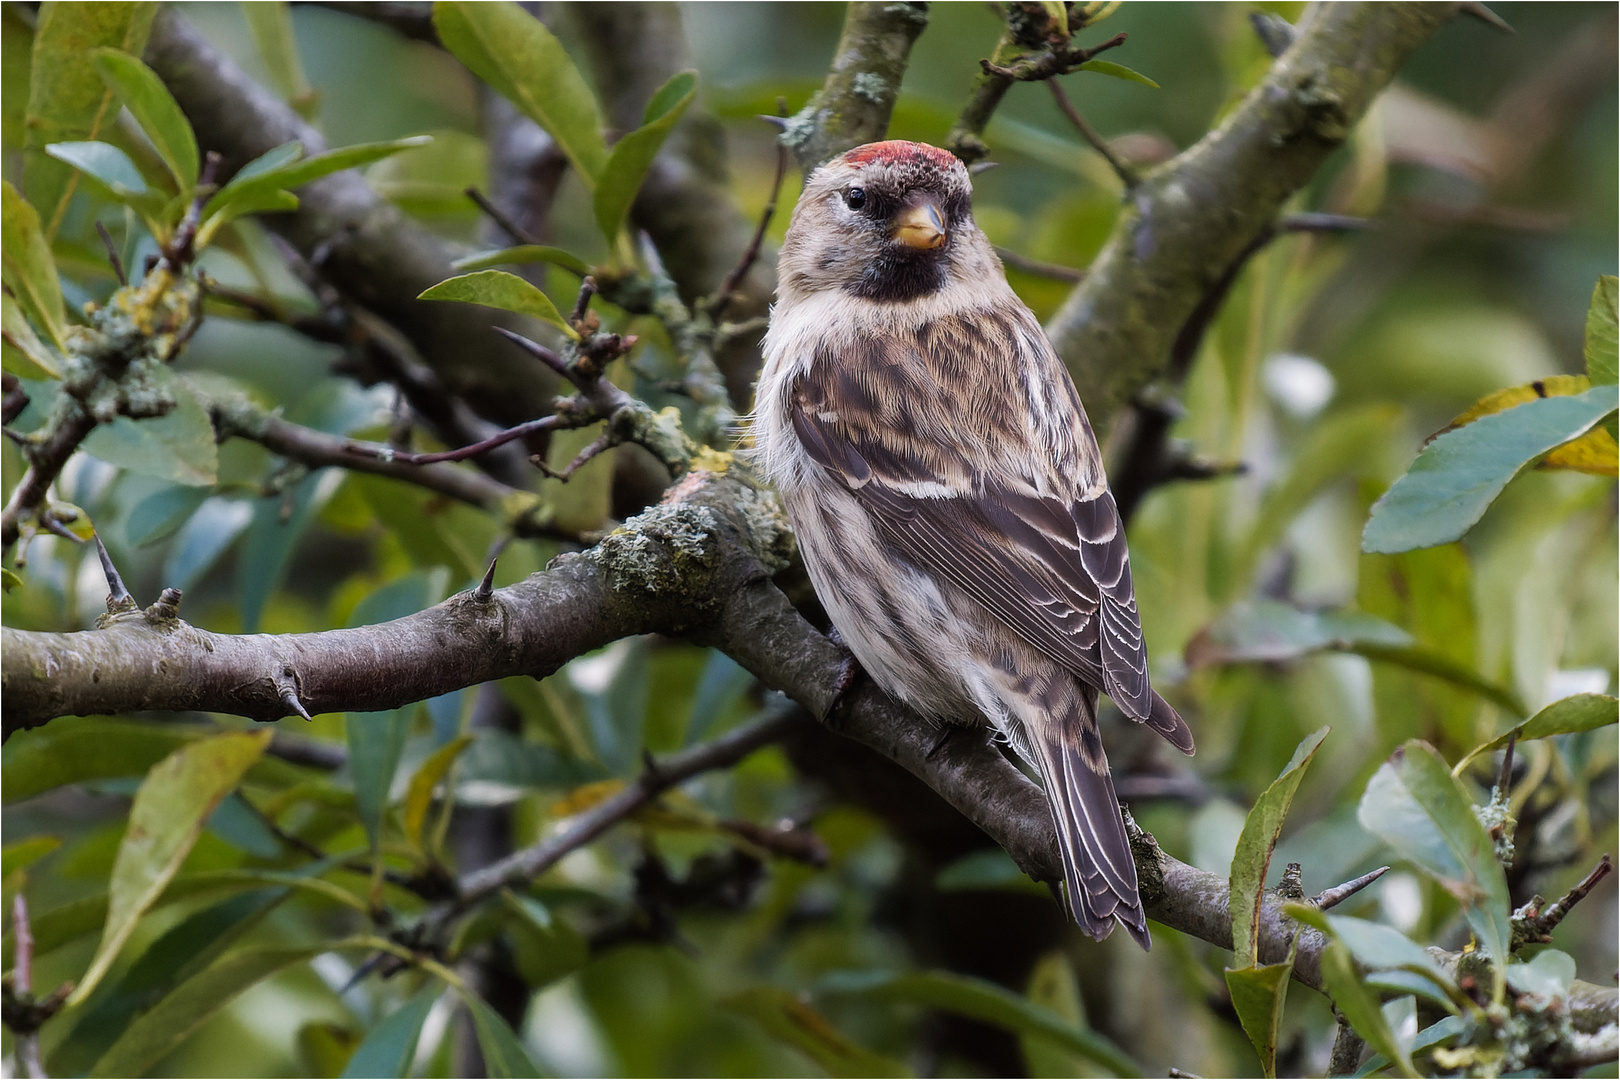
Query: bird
[[751, 139, 1194, 947]]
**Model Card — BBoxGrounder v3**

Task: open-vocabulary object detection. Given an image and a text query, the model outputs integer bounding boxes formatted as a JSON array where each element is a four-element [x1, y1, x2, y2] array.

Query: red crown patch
[[839, 140, 959, 170]]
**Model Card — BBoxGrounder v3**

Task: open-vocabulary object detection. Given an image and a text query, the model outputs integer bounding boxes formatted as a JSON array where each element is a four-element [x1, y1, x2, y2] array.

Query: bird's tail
[[1023, 687, 1151, 950]]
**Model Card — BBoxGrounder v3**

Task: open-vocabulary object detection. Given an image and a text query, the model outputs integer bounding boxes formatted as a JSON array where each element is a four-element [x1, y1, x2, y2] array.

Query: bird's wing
[[787, 325, 1192, 753]]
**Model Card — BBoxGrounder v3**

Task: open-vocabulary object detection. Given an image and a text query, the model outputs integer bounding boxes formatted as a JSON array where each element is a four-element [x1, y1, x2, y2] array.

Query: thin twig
[[465, 185, 539, 247], [2, 373, 29, 427], [451, 706, 801, 909], [342, 414, 562, 466], [995, 246, 1085, 283], [93, 532, 135, 613], [709, 135, 789, 319], [162, 151, 224, 271], [981, 31, 1128, 82], [96, 221, 128, 286], [1515, 855, 1614, 943], [1049, 78, 1136, 187]]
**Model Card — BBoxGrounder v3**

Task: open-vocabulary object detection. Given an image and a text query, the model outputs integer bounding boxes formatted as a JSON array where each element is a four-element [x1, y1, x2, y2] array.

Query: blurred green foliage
[[2, 2, 1616, 1077]]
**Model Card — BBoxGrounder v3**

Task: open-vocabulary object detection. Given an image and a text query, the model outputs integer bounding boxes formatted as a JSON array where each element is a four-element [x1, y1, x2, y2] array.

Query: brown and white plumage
[[753, 141, 1192, 947]]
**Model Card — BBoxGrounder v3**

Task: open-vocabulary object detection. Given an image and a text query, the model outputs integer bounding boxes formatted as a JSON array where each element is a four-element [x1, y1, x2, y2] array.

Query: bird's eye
[[844, 187, 867, 211]]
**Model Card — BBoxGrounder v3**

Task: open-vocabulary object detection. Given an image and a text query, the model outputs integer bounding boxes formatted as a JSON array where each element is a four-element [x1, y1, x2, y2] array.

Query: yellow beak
[[892, 200, 947, 250]]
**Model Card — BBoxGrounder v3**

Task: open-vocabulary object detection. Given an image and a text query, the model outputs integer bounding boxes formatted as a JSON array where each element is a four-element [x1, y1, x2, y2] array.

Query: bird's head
[[778, 140, 989, 304]]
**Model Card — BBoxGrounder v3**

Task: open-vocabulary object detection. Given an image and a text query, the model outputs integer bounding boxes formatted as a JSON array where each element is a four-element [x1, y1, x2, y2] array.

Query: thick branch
[[781, 2, 930, 169], [1044, 2, 1453, 435]]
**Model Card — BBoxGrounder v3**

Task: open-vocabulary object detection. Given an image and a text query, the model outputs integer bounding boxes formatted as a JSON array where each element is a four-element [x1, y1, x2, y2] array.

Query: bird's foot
[[826, 626, 867, 717], [925, 725, 961, 760]]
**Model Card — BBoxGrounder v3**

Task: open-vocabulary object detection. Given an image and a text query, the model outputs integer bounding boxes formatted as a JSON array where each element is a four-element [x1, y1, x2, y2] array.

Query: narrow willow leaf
[[91, 48, 199, 195], [403, 734, 472, 852], [341, 983, 442, 1079], [1230, 726, 1328, 968], [89, 944, 323, 1077], [821, 970, 1141, 1077], [1224, 960, 1293, 1079], [452, 244, 592, 277], [43, 140, 146, 196], [501, 892, 589, 989], [23, 2, 157, 237], [69, 729, 273, 1006], [241, 2, 314, 113], [1, 835, 62, 877], [432, 1, 607, 183], [2, 289, 63, 379], [1, 181, 67, 349], [200, 136, 430, 239], [419, 270, 576, 338], [1362, 385, 1619, 553], [1455, 693, 1618, 774], [462, 990, 545, 1078], [1319, 943, 1419, 1078], [347, 709, 413, 852], [1358, 742, 1511, 996], [592, 70, 698, 244], [726, 986, 913, 1078], [1587, 275, 1617, 387], [1077, 59, 1159, 88]]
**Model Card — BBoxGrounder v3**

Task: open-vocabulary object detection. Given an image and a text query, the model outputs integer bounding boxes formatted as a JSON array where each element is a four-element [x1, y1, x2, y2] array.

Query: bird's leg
[[925, 725, 961, 760], [826, 625, 867, 716]]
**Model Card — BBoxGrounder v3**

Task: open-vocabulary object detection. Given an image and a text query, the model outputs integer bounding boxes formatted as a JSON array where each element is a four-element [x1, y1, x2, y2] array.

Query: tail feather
[[1144, 690, 1196, 756], [1026, 698, 1151, 950]]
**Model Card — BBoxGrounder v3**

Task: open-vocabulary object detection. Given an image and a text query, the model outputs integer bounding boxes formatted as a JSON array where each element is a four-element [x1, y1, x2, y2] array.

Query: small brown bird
[[753, 140, 1193, 947]]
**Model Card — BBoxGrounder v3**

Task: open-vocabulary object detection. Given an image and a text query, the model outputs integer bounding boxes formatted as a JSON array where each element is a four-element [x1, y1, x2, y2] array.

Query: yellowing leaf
[[549, 778, 624, 817], [1439, 374, 1617, 477], [403, 734, 472, 852]]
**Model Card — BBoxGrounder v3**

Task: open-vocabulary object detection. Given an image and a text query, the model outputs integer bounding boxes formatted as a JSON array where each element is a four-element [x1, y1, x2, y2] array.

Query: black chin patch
[[846, 248, 949, 303]]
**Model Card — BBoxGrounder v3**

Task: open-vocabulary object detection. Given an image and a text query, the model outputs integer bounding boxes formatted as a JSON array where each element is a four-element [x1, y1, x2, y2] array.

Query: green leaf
[[89, 944, 324, 1078], [347, 708, 413, 852], [200, 136, 431, 235], [241, 2, 314, 114], [1286, 910, 1462, 1011], [592, 70, 698, 244], [1230, 726, 1328, 968], [91, 48, 199, 196], [500, 891, 589, 989], [403, 734, 472, 852], [1019, 950, 1091, 1079], [822, 970, 1141, 1077], [2, 835, 62, 877], [82, 369, 219, 486], [1076, 59, 1159, 89], [1357, 741, 1512, 998], [1362, 385, 1619, 553], [125, 483, 211, 547], [1456, 693, 1618, 773], [1, 717, 305, 805], [53, 888, 288, 1077], [725, 986, 913, 1078], [452, 245, 592, 277], [69, 729, 273, 1006], [1505, 949, 1576, 1000], [461, 989, 546, 1078], [1319, 942, 1419, 1078], [2, 288, 63, 379], [43, 139, 146, 196], [1, 6, 33, 153], [419, 270, 577, 338], [0, 567, 20, 592], [238, 467, 339, 633], [2, 180, 67, 350], [341, 982, 442, 1079], [1223, 960, 1294, 1079], [22, 1, 157, 237], [432, 1, 608, 183], [1586, 276, 1617, 387]]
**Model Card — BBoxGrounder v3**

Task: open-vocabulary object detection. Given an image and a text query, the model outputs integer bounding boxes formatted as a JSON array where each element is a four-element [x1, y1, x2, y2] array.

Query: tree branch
[[1043, 2, 1454, 436], [781, 2, 930, 169]]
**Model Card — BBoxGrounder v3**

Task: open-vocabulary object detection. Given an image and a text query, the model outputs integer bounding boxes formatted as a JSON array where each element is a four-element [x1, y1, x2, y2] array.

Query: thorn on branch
[[1312, 866, 1391, 911], [145, 586, 183, 622], [995, 245, 1085, 283], [96, 221, 128, 286], [464, 185, 539, 246], [281, 690, 315, 723], [474, 558, 498, 603], [1249, 12, 1297, 59], [492, 326, 572, 380], [94, 532, 136, 614], [1458, 2, 1514, 34]]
